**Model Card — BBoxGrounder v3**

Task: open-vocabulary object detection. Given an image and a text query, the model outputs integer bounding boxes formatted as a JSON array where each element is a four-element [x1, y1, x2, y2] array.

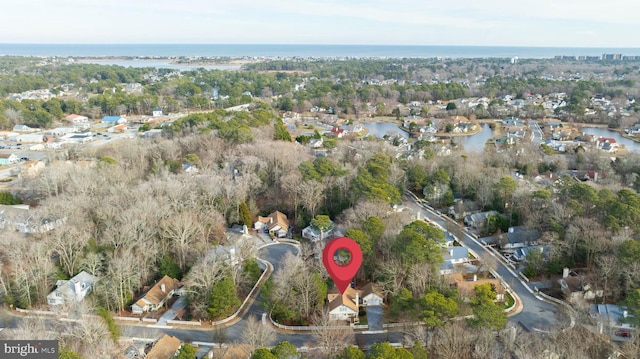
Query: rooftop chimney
[[562, 268, 570, 279], [161, 283, 166, 293]]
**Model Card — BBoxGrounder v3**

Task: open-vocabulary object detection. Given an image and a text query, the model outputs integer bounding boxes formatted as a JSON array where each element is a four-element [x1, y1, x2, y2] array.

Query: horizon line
[[1, 43, 640, 49]]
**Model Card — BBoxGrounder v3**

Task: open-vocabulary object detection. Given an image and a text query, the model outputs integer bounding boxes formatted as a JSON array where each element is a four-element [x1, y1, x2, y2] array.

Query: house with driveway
[[254, 211, 289, 238], [327, 287, 359, 322], [500, 226, 541, 249], [131, 275, 181, 315], [463, 210, 498, 229], [590, 304, 636, 340], [327, 283, 384, 322]]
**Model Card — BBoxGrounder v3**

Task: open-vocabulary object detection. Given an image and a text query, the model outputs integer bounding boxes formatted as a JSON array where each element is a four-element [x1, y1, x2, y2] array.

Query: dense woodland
[[2, 56, 640, 357]]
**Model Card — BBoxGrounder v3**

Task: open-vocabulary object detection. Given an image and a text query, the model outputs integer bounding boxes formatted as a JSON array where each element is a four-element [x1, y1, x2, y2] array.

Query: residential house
[[152, 107, 163, 117], [360, 283, 384, 306], [440, 246, 469, 275], [346, 123, 364, 134], [327, 286, 359, 322], [16, 133, 45, 143], [101, 116, 127, 125], [131, 275, 181, 315], [47, 271, 98, 307], [502, 116, 524, 128], [596, 137, 618, 151], [0, 153, 18, 165], [65, 114, 89, 125], [500, 226, 541, 249], [254, 211, 289, 238], [107, 124, 128, 133], [50, 127, 78, 137], [590, 304, 635, 340], [302, 220, 335, 242], [463, 210, 498, 228], [420, 124, 438, 134], [0, 203, 66, 234], [507, 129, 526, 139], [625, 123, 640, 136], [331, 127, 346, 138], [559, 269, 603, 303], [12, 124, 35, 132], [61, 132, 93, 144], [146, 334, 182, 359], [442, 231, 456, 247], [309, 137, 324, 148]]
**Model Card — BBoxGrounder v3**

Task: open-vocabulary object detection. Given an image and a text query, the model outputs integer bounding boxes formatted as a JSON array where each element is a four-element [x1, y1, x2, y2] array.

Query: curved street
[[1, 202, 560, 349], [402, 194, 559, 331]]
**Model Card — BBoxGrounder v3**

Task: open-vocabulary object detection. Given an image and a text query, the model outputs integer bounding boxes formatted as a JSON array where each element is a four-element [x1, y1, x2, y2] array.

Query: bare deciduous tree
[[183, 254, 229, 319], [241, 315, 275, 355], [311, 309, 355, 359], [299, 180, 326, 218]]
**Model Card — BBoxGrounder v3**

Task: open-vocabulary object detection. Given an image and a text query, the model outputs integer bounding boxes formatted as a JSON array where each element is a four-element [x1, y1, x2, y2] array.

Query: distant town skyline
[[3, 0, 640, 47]]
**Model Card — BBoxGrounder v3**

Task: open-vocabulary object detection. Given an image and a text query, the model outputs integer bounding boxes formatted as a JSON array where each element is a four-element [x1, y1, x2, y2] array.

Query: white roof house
[[47, 271, 98, 307], [16, 133, 45, 143], [65, 114, 89, 124]]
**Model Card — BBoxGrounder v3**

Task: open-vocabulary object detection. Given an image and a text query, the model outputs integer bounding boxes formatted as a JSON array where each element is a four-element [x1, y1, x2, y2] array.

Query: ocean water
[[1, 44, 640, 59]]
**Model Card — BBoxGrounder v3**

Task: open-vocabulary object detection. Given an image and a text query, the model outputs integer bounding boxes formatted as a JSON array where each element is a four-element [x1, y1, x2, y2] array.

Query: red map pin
[[322, 236, 362, 294]]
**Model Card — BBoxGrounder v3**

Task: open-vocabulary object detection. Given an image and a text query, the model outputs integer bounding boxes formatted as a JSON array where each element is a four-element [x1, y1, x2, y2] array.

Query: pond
[[580, 127, 640, 153], [456, 123, 494, 153], [362, 122, 409, 139]]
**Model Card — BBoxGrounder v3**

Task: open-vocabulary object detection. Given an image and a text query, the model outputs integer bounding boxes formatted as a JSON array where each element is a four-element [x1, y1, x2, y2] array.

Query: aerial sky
[[2, 0, 639, 47]]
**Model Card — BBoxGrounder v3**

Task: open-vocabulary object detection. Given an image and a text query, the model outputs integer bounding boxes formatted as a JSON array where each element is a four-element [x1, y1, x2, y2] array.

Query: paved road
[[120, 243, 309, 343], [530, 120, 544, 144], [403, 194, 559, 331]]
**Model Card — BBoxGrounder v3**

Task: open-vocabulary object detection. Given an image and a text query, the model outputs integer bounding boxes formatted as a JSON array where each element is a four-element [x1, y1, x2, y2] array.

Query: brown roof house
[[254, 211, 289, 238], [360, 282, 384, 306], [146, 334, 182, 359], [327, 286, 359, 323], [131, 275, 181, 315], [326, 283, 383, 323]]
